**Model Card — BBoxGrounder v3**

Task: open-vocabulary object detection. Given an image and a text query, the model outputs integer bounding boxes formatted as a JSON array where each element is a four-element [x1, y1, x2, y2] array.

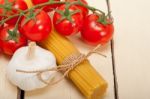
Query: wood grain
[[1, 0, 150, 99], [24, 35, 115, 99], [24, 0, 116, 99], [0, 0, 116, 99], [112, 0, 150, 99], [0, 55, 18, 99]]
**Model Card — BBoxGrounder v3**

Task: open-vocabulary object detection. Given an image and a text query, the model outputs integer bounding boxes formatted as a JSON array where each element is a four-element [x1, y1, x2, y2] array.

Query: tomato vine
[[0, 0, 110, 26], [0, 0, 114, 55]]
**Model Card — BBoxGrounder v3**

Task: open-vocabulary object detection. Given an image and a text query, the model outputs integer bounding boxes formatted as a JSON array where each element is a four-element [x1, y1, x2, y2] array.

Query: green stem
[[14, 14, 22, 32], [64, 2, 71, 16], [0, 14, 9, 17], [0, 14, 19, 24], [7, 14, 23, 42], [70, 1, 105, 15], [1, 0, 106, 25], [106, 0, 113, 22], [0, 1, 66, 24]]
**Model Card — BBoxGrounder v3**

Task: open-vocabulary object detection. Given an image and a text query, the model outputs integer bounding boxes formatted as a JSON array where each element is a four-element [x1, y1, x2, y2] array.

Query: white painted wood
[[0, 54, 18, 99], [25, 38, 115, 99], [112, 0, 150, 99], [23, 0, 115, 99], [0, 0, 115, 99], [25, 0, 115, 99]]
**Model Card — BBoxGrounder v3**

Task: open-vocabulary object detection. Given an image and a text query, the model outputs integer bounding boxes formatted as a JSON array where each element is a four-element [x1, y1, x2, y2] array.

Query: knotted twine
[[16, 44, 106, 86]]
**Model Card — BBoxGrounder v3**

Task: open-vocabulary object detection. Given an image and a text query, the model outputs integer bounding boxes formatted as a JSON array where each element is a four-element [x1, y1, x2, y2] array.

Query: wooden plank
[[112, 0, 150, 99], [24, 0, 115, 99], [24, 37, 115, 99], [0, 1, 115, 99], [111, 40, 119, 99], [69, 36, 115, 99], [106, 0, 119, 98], [0, 54, 18, 99]]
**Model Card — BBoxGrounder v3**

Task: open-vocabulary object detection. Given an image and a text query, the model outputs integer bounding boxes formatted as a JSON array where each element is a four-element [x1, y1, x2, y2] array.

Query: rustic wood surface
[[0, 0, 150, 99], [24, 0, 115, 99], [0, 55, 18, 99], [112, 0, 150, 99]]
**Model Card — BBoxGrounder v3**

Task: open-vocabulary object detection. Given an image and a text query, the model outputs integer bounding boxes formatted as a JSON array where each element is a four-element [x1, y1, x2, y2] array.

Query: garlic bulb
[[6, 42, 57, 91]]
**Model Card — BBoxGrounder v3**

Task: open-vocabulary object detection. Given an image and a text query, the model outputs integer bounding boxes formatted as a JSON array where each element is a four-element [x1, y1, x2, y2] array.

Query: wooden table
[[0, 0, 150, 99]]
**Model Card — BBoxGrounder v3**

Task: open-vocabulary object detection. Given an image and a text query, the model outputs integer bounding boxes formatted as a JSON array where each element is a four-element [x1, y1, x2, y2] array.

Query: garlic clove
[[6, 43, 57, 91]]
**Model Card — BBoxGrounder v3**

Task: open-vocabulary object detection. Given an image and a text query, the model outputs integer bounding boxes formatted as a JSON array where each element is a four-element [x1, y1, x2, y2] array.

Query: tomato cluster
[[0, 0, 114, 56], [0, 0, 53, 55], [0, 0, 28, 55], [53, 0, 114, 45]]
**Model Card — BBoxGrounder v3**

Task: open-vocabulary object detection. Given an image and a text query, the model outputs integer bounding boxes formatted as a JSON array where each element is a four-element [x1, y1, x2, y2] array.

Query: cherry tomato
[[19, 9, 52, 41], [81, 14, 114, 45], [0, 26, 3, 31], [0, 20, 3, 30], [0, 0, 28, 25], [0, 0, 4, 24], [31, 0, 60, 12], [0, 17, 2, 22], [0, 36, 2, 53], [0, 25, 27, 55], [65, 0, 89, 17], [53, 4, 84, 36], [0, 9, 3, 30]]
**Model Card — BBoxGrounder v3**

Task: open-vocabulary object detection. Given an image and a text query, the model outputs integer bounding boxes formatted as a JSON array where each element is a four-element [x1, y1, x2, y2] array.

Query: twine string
[[16, 44, 106, 85]]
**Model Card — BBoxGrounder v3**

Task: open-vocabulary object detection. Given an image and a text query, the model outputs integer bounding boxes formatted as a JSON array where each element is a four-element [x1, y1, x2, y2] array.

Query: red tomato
[[65, 0, 89, 17], [0, 24, 3, 30], [19, 9, 52, 41], [53, 5, 84, 36], [0, 25, 27, 55], [0, 20, 3, 31], [0, 6, 2, 22], [32, 0, 60, 12], [81, 14, 114, 45], [0, 15, 2, 21], [0, 0, 28, 25], [0, 8, 4, 30], [0, 36, 2, 53], [0, 0, 4, 22]]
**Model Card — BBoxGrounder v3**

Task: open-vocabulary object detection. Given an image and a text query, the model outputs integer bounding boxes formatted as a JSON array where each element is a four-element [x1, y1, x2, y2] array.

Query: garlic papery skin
[[6, 43, 57, 91]]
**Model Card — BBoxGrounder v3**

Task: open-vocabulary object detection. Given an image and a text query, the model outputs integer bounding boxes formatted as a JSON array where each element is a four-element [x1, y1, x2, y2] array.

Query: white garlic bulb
[[6, 42, 57, 91]]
